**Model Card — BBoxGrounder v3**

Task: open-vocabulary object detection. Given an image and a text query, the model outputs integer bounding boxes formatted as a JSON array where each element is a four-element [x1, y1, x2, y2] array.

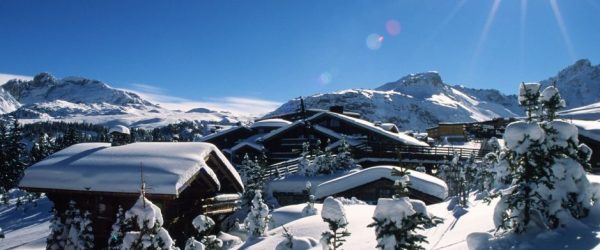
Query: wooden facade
[[317, 178, 444, 205], [426, 123, 467, 140]]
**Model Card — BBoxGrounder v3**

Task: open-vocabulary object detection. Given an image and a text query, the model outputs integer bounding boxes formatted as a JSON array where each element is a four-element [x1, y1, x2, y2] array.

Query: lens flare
[[319, 72, 332, 85], [550, 0, 575, 61], [366, 33, 384, 50], [385, 20, 401, 36]]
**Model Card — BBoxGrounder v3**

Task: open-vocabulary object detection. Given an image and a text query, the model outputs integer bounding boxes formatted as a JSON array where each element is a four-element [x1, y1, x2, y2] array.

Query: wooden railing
[[261, 145, 489, 178]]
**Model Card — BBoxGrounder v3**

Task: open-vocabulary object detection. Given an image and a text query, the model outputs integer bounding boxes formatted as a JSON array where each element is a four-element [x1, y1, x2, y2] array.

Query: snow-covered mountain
[[540, 59, 600, 109], [269, 72, 522, 131], [0, 73, 251, 129]]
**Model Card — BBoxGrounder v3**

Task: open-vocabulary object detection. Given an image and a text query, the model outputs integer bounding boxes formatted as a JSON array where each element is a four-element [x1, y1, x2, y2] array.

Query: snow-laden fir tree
[[369, 197, 442, 250], [391, 167, 411, 198], [77, 211, 94, 250], [46, 208, 65, 250], [494, 83, 594, 234], [0, 118, 26, 191], [276, 226, 319, 250], [107, 205, 127, 249], [297, 142, 312, 176], [240, 153, 267, 209], [333, 137, 357, 171], [437, 152, 462, 197], [184, 238, 205, 250], [244, 190, 270, 238], [65, 207, 82, 250], [31, 133, 54, 163], [320, 197, 350, 250], [311, 140, 336, 175], [191, 215, 222, 250], [119, 194, 177, 249], [301, 181, 317, 216]]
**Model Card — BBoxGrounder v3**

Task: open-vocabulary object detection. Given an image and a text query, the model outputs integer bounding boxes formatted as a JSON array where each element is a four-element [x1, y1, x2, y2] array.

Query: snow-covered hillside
[[0, 73, 252, 128], [0, 88, 19, 114], [269, 72, 522, 131], [541, 59, 600, 109]]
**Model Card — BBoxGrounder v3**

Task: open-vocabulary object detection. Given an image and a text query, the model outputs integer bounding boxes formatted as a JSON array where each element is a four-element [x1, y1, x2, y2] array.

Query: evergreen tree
[[61, 128, 81, 149], [191, 215, 222, 250], [244, 190, 270, 238], [120, 194, 177, 250], [391, 167, 411, 198], [0, 118, 26, 191], [241, 153, 267, 209], [107, 205, 127, 249], [494, 84, 594, 233], [334, 137, 356, 171], [65, 208, 82, 250], [77, 211, 94, 250], [369, 198, 442, 250], [46, 208, 65, 250], [31, 133, 54, 163], [320, 197, 350, 250]]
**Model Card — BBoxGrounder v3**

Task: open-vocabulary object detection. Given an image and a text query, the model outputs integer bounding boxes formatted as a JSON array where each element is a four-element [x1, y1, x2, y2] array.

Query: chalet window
[[98, 203, 106, 214]]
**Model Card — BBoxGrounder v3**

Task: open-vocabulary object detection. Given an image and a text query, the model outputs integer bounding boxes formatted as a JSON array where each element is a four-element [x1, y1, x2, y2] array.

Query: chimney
[[329, 105, 344, 114], [109, 125, 131, 146]]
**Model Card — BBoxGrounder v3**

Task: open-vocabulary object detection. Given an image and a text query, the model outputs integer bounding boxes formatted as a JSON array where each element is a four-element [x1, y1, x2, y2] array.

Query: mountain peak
[[375, 71, 447, 99]]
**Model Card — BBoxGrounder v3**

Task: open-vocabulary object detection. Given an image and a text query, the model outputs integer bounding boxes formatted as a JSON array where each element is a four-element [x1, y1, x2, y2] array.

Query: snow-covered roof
[[569, 119, 600, 142], [314, 166, 448, 200], [20, 142, 243, 196], [109, 125, 130, 135], [250, 118, 292, 129], [262, 111, 428, 147], [199, 126, 249, 142], [230, 141, 264, 152], [324, 112, 429, 147]]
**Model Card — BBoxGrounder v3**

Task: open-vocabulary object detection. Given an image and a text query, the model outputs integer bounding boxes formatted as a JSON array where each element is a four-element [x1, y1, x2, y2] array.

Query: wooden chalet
[[19, 142, 244, 248], [260, 110, 429, 164], [313, 166, 448, 205], [263, 106, 362, 122]]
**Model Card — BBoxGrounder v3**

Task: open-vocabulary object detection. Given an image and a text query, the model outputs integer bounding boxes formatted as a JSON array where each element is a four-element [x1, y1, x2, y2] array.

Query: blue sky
[[0, 0, 599, 112]]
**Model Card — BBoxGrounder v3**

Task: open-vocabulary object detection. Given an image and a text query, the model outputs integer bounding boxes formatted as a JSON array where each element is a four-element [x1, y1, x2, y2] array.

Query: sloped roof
[[199, 126, 251, 142], [570, 119, 600, 142], [314, 166, 448, 200], [19, 142, 243, 196], [250, 118, 292, 129]]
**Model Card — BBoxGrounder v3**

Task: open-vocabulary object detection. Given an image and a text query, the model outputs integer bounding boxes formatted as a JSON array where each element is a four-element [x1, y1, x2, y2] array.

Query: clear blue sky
[[1, 0, 599, 108]]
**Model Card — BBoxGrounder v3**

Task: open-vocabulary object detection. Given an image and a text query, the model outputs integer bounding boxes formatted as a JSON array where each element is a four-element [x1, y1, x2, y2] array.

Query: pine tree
[[297, 142, 312, 176], [120, 194, 177, 249], [334, 137, 356, 171], [369, 198, 442, 250], [31, 133, 54, 163], [241, 153, 267, 209], [244, 190, 270, 238], [320, 197, 350, 250], [0, 118, 26, 191], [77, 211, 94, 250], [65, 208, 82, 250], [494, 84, 594, 233], [46, 208, 65, 250], [391, 167, 411, 198], [107, 205, 127, 249], [191, 215, 222, 250]]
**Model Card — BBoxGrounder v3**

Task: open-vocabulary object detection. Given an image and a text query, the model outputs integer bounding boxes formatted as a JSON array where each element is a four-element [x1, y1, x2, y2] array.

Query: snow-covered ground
[[5, 175, 600, 249]]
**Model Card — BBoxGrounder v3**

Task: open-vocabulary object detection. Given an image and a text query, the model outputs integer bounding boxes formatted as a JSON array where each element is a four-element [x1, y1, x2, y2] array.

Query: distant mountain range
[[1, 59, 599, 130], [0, 73, 250, 129], [268, 59, 600, 131]]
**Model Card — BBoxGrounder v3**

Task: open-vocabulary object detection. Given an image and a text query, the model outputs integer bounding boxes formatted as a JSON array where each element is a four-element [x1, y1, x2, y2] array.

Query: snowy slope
[[269, 72, 522, 131], [540, 59, 600, 109], [0, 73, 252, 128], [0, 88, 19, 114]]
